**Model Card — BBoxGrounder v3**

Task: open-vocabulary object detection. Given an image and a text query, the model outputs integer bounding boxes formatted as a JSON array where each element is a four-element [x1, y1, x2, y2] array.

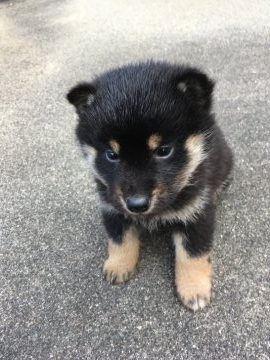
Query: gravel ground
[[1, 0, 270, 359]]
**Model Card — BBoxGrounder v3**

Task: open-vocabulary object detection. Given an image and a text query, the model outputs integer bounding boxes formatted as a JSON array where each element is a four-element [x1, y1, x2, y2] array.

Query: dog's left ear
[[176, 69, 214, 111], [66, 83, 96, 111]]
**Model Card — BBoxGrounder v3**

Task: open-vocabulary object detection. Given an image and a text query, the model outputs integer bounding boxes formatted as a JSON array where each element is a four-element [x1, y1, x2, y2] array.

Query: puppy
[[67, 61, 233, 311]]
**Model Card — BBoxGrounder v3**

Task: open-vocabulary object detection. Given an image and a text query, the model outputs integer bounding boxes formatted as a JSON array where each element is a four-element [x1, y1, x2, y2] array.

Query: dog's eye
[[155, 146, 173, 158], [105, 149, 119, 162]]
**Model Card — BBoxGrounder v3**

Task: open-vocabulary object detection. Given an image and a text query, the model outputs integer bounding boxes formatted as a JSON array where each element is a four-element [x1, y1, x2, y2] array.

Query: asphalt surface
[[1, 0, 270, 359]]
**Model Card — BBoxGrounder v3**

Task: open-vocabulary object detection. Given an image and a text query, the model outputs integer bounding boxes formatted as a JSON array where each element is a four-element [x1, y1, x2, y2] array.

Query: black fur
[[67, 61, 233, 258], [102, 212, 131, 244]]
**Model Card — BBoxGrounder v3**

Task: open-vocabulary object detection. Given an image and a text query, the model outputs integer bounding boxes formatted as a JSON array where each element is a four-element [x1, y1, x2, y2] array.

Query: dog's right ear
[[176, 69, 214, 111], [66, 83, 96, 110]]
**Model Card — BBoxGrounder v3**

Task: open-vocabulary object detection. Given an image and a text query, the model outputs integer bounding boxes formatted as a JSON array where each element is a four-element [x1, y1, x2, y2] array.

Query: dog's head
[[67, 62, 214, 217]]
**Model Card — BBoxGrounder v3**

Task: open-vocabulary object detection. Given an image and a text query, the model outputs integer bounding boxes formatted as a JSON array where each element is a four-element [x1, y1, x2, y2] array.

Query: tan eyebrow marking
[[109, 140, 120, 154], [148, 134, 162, 151]]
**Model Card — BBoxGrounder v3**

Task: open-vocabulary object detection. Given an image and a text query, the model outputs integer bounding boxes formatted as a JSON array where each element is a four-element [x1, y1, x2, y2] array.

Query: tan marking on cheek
[[185, 134, 206, 172], [176, 134, 206, 189], [83, 144, 97, 157], [148, 134, 162, 151], [160, 188, 209, 225], [109, 140, 120, 154], [150, 183, 166, 211], [82, 145, 108, 186], [152, 183, 165, 197], [115, 186, 123, 197], [103, 226, 140, 284], [115, 185, 123, 201], [174, 234, 212, 311], [115, 186, 127, 210]]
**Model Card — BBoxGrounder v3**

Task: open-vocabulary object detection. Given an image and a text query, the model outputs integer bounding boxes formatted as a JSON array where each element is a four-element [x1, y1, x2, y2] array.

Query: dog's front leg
[[102, 212, 140, 284], [173, 205, 214, 311]]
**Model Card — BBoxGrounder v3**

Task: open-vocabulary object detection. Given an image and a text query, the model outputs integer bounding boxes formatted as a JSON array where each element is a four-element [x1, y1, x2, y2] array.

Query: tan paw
[[103, 259, 135, 284], [177, 281, 211, 312], [103, 229, 140, 285], [174, 234, 212, 312]]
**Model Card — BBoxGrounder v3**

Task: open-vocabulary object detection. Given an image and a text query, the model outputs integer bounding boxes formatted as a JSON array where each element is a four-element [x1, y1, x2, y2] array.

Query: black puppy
[[67, 61, 233, 311]]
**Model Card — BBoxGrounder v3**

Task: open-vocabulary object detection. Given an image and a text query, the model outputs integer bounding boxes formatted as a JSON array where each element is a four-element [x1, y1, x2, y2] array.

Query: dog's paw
[[103, 234, 139, 285], [103, 259, 135, 285], [175, 250, 212, 312], [178, 291, 211, 312], [177, 277, 211, 312]]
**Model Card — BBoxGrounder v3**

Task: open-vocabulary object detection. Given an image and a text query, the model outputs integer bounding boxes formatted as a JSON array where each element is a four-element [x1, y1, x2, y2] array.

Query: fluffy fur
[[67, 61, 233, 311]]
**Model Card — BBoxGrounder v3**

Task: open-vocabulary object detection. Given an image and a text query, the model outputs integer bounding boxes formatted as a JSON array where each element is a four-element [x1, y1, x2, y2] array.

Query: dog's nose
[[126, 196, 150, 213]]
